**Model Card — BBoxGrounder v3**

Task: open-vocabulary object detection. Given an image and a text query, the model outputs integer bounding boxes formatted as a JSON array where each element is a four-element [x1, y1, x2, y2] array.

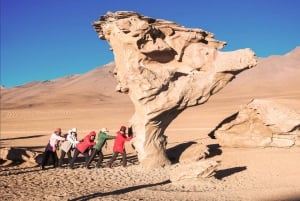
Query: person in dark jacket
[[86, 128, 116, 169], [69, 131, 96, 169], [107, 126, 132, 168]]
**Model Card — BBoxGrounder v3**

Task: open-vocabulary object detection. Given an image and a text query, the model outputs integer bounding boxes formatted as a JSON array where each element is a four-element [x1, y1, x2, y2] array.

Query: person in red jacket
[[107, 126, 132, 168], [69, 131, 96, 169]]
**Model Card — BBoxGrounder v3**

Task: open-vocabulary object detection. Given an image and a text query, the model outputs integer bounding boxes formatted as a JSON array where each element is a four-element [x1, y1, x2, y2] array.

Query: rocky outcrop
[[170, 160, 219, 182], [93, 11, 257, 167], [214, 99, 300, 148]]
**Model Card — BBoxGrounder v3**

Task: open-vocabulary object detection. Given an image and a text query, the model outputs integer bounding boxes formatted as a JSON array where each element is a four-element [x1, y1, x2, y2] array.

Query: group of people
[[39, 125, 133, 170]]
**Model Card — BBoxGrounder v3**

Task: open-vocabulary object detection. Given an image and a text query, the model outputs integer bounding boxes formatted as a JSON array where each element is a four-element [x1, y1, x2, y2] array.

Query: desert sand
[[1, 47, 300, 201]]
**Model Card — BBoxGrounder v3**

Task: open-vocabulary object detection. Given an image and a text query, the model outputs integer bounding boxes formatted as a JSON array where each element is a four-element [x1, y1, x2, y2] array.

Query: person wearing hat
[[107, 126, 133, 168], [69, 131, 96, 169], [58, 128, 79, 167], [86, 128, 116, 169], [40, 128, 65, 170]]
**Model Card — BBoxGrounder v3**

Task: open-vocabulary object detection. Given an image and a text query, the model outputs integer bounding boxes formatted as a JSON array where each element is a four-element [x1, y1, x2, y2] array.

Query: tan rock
[[93, 11, 257, 167], [170, 160, 219, 182], [215, 99, 300, 148]]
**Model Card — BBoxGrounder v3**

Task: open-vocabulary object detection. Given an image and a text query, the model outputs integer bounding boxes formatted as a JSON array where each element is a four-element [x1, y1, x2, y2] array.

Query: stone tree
[[93, 11, 257, 167]]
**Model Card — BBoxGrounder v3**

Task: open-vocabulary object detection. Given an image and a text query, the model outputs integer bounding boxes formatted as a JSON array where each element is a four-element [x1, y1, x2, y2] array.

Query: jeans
[[69, 148, 90, 169], [108, 151, 127, 168], [86, 148, 104, 168]]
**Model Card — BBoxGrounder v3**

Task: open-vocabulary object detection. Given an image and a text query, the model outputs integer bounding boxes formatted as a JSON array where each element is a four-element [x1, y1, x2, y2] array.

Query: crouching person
[[40, 128, 65, 170], [86, 128, 116, 169], [69, 131, 96, 169], [58, 128, 79, 167], [107, 126, 132, 168]]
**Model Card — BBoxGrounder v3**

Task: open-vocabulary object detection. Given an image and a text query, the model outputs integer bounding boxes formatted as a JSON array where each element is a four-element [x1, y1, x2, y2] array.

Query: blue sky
[[1, 0, 299, 87]]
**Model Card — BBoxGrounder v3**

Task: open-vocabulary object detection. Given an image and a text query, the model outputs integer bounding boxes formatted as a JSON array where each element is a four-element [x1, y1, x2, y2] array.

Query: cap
[[101, 128, 109, 133], [120, 126, 126, 132]]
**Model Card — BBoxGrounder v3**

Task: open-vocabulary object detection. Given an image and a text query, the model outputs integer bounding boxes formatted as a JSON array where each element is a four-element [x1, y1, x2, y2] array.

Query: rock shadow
[[208, 112, 238, 139], [0, 134, 46, 141], [166, 141, 197, 164], [206, 144, 222, 158], [69, 180, 171, 201], [214, 166, 247, 180]]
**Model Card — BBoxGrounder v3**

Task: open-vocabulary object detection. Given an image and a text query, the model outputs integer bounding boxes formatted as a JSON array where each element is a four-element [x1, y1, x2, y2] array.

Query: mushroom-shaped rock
[[93, 11, 257, 167]]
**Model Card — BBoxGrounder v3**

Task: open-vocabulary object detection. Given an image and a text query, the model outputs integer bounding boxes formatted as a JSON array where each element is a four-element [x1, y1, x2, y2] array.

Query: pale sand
[[1, 94, 300, 201]]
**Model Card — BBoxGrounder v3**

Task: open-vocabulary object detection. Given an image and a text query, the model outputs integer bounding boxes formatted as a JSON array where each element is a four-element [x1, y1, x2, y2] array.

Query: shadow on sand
[[0, 134, 46, 141], [69, 180, 171, 201], [214, 166, 247, 180]]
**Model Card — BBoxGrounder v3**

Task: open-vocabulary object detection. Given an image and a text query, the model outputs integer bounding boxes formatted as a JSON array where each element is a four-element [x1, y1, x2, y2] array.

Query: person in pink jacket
[[40, 128, 65, 170], [69, 131, 96, 169], [107, 126, 132, 168]]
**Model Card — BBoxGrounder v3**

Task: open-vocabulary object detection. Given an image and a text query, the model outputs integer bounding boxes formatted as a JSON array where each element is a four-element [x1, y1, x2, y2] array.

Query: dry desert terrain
[[1, 47, 300, 201]]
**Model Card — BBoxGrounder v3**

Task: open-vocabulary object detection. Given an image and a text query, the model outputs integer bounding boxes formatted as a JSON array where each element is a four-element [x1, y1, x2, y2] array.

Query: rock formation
[[93, 11, 257, 167], [214, 99, 300, 148]]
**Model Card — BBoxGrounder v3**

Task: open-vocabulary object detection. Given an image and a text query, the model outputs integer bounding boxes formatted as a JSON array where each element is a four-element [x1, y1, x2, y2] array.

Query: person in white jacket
[[40, 128, 65, 170], [58, 128, 79, 167]]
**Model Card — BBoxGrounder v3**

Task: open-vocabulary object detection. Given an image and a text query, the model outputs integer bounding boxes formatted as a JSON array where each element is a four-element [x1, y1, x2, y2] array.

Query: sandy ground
[[1, 93, 300, 201]]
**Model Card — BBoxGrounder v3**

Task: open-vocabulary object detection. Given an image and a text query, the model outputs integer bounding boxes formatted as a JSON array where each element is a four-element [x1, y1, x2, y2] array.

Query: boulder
[[215, 99, 300, 147]]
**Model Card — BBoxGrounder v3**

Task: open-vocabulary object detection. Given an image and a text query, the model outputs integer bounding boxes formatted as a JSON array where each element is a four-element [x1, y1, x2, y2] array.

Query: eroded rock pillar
[[93, 11, 257, 167]]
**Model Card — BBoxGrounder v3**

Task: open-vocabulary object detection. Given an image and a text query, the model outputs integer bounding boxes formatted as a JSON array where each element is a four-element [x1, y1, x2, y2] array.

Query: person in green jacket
[[86, 128, 116, 169]]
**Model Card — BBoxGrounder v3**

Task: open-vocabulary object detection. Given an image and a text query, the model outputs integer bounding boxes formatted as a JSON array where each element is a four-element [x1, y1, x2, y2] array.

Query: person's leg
[[41, 150, 50, 169], [51, 152, 58, 168], [66, 150, 72, 164], [58, 150, 66, 167], [96, 150, 104, 168], [83, 150, 90, 168], [121, 150, 127, 167], [108, 152, 118, 168], [70, 149, 80, 169], [86, 149, 97, 168]]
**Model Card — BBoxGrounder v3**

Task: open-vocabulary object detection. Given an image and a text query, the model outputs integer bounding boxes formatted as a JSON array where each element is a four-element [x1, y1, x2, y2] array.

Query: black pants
[[69, 148, 90, 168], [41, 150, 58, 168], [108, 151, 127, 168], [58, 149, 72, 167], [86, 148, 104, 168]]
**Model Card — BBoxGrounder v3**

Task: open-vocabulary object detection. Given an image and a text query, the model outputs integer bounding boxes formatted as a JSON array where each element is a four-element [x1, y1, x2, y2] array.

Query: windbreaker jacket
[[67, 132, 79, 149], [76, 131, 96, 153], [93, 131, 116, 151], [113, 131, 132, 153], [47, 133, 65, 152]]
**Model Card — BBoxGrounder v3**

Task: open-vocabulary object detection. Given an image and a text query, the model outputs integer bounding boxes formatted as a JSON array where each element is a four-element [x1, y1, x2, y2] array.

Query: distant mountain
[[1, 62, 129, 109], [219, 46, 300, 97], [1, 47, 299, 110]]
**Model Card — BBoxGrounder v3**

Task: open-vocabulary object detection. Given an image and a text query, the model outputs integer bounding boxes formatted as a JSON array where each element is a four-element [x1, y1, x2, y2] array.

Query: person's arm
[[54, 134, 65, 141], [105, 133, 116, 140], [125, 135, 133, 141]]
